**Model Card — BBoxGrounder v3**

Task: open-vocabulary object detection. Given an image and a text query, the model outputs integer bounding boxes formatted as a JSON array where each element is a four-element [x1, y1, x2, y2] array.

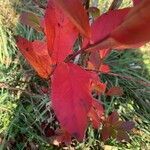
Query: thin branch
[[107, 72, 150, 86], [0, 82, 42, 97], [65, 35, 109, 62], [85, 69, 150, 86], [109, 0, 123, 10], [85, 0, 90, 10]]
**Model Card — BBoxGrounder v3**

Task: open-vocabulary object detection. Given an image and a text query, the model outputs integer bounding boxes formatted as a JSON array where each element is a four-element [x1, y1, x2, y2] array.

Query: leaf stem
[[65, 35, 109, 62], [109, 0, 123, 10], [64, 44, 93, 62]]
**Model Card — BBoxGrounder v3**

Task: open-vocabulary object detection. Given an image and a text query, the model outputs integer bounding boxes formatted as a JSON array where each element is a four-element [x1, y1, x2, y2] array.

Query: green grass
[[0, 0, 150, 149]]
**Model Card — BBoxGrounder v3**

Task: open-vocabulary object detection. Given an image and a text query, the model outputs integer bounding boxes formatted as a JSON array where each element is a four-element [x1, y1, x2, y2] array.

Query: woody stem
[[65, 35, 109, 62]]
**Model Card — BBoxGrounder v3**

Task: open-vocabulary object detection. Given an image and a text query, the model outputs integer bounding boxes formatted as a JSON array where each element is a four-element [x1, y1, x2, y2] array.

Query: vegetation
[[0, 0, 150, 149]]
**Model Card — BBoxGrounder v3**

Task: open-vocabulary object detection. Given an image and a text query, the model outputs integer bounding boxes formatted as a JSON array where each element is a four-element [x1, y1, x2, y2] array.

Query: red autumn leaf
[[45, 130, 53, 137], [88, 100, 104, 128], [52, 128, 72, 145], [85, 2, 150, 50], [87, 61, 95, 70], [102, 111, 134, 142], [95, 0, 150, 50], [91, 1, 150, 50], [88, 107, 100, 129], [133, 0, 141, 5], [92, 100, 104, 118], [51, 62, 98, 140], [101, 125, 112, 141], [91, 80, 107, 94], [102, 112, 119, 141], [116, 121, 134, 142], [44, 0, 78, 63], [99, 64, 111, 73], [99, 49, 110, 59], [41, 122, 55, 137], [107, 111, 119, 124], [39, 86, 49, 94], [116, 130, 130, 142], [20, 12, 42, 32], [106, 86, 123, 96], [88, 51, 102, 70], [89, 8, 130, 49], [54, 0, 91, 37], [119, 121, 135, 131], [87, 50, 110, 73], [111, 0, 150, 47], [16, 36, 53, 79]]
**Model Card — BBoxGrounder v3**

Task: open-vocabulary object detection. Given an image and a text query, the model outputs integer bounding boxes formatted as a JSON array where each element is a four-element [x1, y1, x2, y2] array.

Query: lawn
[[0, 0, 150, 149]]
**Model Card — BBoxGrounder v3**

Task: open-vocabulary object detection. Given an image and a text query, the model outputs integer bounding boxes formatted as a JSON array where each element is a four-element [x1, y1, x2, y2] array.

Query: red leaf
[[107, 111, 119, 124], [133, 0, 141, 5], [99, 49, 110, 59], [102, 112, 134, 142], [44, 127, 55, 137], [87, 50, 110, 73], [116, 131, 130, 142], [106, 86, 123, 96], [54, 0, 91, 37], [40, 86, 49, 94], [90, 8, 130, 47], [111, 0, 150, 47], [44, 0, 78, 63], [88, 51, 102, 70], [53, 128, 72, 145], [16, 36, 53, 79], [91, 81, 107, 94], [88, 107, 100, 129], [119, 121, 135, 131], [96, 0, 150, 50], [92, 100, 104, 118], [101, 126, 112, 141], [20, 12, 42, 32], [99, 64, 110, 73], [51, 62, 97, 140], [88, 100, 104, 128]]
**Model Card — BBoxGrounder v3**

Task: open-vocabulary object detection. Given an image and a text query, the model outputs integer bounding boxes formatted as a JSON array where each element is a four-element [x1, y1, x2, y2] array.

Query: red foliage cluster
[[16, 0, 149, 143]]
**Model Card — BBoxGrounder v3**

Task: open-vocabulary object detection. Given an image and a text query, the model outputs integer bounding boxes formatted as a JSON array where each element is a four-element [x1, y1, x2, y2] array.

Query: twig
[[65, 35, 109, 62], [107, 72, 150, 86], [0, 82, 42, 97], [109, 0, 123, 10], [85, 69, 150, 86], [85, 0, 90, 10]]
